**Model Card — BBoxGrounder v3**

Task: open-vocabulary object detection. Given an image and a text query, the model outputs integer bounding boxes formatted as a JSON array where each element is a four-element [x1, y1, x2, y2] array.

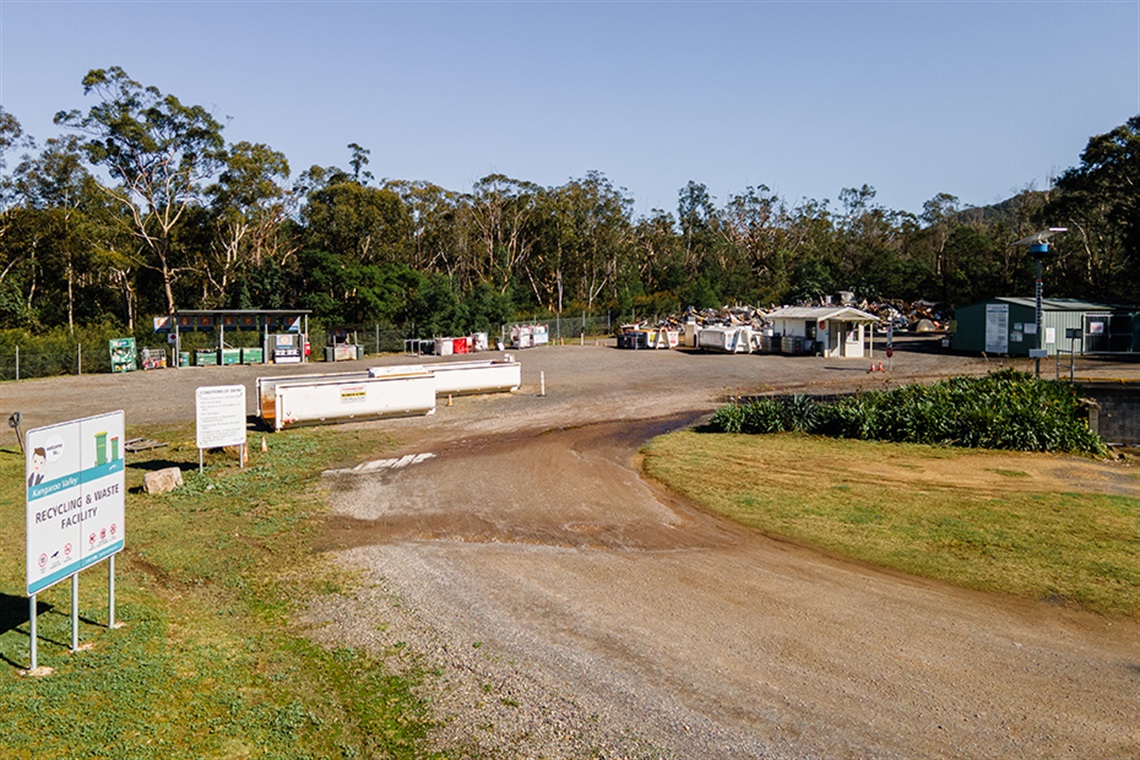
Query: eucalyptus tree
[[554, 171, 635, 310], [468, 174, 542, 294], [677, 180, 720, 276], [55, 66, 227, 315], [0, 107, 33, 209], [0, 108, 35, 308], [204, 141, 293, 306], [9, 136, 108, 328], [302, 180, 412, 265], [783, 197, 837, 304], [387, 179, 466, 276], [919, 192, 961, 278], [1043, 115, 1139, 301], [347, 142, 373, 185], [721, 185, 789, 301], [632, 209, 684, 297]]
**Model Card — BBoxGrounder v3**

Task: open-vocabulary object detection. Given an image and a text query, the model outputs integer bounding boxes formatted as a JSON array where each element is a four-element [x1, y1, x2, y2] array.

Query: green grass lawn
[[0, 424, 442, 759], [642, 431, 1140, 617]]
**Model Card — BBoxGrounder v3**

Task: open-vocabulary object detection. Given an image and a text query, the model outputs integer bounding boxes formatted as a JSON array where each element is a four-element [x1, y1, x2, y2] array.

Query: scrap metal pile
[[862, 299, 951, 332], [615, 298, 950, 353]]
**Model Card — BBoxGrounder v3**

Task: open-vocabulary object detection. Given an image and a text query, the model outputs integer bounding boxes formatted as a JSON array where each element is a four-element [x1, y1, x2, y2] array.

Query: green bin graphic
[[95, 431, 108, 466]]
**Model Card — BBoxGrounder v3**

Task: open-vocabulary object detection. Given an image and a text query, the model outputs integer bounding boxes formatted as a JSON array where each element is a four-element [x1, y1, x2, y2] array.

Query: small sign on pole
[[196, 385, 247, 472]]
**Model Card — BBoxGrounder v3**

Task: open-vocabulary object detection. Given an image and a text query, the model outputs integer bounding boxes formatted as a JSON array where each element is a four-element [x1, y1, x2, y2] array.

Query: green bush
[[711, 371, 1105, 455]]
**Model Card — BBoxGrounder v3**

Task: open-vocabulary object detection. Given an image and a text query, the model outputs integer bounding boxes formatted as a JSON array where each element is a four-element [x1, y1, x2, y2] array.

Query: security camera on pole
[[1012, 228, 1066, 378]]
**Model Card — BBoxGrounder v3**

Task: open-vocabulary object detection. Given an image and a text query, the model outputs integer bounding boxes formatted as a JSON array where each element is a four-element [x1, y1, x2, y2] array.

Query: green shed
[[953, 297, 1136, 357]]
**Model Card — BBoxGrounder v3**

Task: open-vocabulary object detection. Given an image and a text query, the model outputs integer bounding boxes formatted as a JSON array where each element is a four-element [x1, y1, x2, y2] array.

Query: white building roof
[[766, 306, 880, 323]]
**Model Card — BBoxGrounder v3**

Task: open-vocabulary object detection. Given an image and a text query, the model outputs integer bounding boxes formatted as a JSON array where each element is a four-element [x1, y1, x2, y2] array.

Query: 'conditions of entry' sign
[[196, 385, 247, 450], [26, 411, 126, 595]]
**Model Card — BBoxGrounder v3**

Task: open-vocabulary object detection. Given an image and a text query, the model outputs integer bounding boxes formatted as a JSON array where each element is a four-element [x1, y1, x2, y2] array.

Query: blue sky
[[2, 1, 1137, 218]]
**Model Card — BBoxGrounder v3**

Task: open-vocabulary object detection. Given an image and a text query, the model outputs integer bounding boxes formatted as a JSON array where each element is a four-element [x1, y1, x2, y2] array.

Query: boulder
[[144, 467, 183, 495]]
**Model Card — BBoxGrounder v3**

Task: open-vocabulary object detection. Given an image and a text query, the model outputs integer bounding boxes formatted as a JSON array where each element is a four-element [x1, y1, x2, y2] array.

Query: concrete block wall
[[1078, 382, 1140, 446]]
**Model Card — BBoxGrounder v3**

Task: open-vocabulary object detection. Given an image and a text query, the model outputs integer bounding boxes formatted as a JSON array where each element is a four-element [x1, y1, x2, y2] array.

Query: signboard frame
[[195, 384, 248, 472], [26, 411, 126, 596], [25, 410, 126, 669]]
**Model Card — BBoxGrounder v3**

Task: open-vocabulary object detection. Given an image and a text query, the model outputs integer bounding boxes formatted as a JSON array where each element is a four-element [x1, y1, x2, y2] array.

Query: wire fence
[[0, 310, 802, 380], [0, 344, 103, 382]]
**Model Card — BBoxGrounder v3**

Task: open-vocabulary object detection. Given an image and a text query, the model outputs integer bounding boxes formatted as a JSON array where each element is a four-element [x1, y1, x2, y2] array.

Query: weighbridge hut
[[765, 306, 880, 358]]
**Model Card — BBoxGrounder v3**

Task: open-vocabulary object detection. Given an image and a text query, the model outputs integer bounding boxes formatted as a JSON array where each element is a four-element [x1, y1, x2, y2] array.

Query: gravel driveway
[[5, 339, 1137, 758]]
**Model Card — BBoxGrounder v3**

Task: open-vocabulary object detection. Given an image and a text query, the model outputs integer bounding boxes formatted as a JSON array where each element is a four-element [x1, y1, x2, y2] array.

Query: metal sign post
[[1012, 228, 1066, 378], [109, 555, 116, 628], [886, 323, 894, 372], [71, 575, 79, 651], [29, 595, 37, 669]]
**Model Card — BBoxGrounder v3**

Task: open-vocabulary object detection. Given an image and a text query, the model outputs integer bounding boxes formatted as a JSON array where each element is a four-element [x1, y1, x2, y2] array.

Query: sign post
[[196, 385, 248, 473], [886, 322, 894, 372], [26, 410, 126, 669]]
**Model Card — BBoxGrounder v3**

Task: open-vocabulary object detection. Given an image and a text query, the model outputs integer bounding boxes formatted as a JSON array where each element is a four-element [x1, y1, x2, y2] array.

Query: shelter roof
[[173, 309, 311, 316], [766, 306, 880, 323], [987, 297, 1129, 312]]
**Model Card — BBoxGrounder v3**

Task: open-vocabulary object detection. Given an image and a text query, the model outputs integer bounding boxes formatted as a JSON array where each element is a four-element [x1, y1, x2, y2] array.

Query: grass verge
[[642, 431, 1139, 617], [0, 424, 442, 759]]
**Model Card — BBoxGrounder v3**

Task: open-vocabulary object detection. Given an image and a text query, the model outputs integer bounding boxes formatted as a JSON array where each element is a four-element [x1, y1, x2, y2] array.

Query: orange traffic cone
[[260, 436, 267, 452]]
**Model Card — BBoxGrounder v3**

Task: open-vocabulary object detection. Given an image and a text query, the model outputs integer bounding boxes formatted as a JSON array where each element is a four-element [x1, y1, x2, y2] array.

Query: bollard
[[540, 371, 546, 397], [447, 394, 453, 407]]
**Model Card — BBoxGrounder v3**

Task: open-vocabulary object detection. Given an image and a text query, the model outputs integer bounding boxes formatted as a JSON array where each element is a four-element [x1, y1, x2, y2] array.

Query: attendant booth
[[158, 309, 311, 368], [765, 306, 880, 359]]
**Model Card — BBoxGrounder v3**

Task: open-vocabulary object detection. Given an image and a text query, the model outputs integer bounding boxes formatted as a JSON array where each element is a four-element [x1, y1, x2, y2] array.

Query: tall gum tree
[[55, 66, 226, 316], [205, 141, 292, 305]]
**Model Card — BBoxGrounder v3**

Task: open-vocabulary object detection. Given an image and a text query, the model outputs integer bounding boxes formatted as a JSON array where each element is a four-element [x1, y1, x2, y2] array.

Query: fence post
[[78, 342, 83, 376], [15, 345, 19, 381]]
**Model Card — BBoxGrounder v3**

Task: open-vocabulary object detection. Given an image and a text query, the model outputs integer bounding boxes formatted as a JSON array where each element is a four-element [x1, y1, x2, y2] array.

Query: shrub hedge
[[710, 370, 1105, 455]]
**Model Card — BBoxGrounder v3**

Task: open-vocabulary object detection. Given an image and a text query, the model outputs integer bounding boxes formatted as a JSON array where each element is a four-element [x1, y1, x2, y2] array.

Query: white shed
[[766, 306, 880, 358]]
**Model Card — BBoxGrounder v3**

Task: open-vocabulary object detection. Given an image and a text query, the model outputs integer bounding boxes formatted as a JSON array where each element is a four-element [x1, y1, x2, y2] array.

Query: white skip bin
[[406, 359, 521, 396], [697, 326, 754, 353], [257, 367, 435, 431]]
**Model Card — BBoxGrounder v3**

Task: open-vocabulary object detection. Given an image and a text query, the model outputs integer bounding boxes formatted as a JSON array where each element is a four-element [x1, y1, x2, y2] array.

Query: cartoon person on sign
[[27, 447, 47, 488]]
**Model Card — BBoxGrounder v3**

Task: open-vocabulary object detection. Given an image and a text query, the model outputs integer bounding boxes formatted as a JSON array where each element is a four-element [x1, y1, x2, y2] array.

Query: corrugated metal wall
[[953, 300, 1129, 357]]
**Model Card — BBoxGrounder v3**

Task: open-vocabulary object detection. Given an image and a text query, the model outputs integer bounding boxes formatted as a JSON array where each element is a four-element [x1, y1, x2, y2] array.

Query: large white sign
[[26, 411, 126, 595], [196, 385, 247, 449], [984, 303, 1009, 354]]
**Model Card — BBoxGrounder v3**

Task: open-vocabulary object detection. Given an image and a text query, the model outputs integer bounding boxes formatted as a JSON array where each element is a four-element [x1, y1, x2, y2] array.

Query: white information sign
[[26, 411, 126, 595], [984, 303, 1009, 354], [196, 385, 248, 449]]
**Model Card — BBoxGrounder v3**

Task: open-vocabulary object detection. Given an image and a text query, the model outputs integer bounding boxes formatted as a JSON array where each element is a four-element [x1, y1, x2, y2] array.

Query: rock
[[144, 466, 183, 495]]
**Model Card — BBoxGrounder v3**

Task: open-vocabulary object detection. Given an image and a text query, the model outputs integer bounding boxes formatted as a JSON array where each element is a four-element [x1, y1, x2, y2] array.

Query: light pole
[[1012, 228, 1066, 377]]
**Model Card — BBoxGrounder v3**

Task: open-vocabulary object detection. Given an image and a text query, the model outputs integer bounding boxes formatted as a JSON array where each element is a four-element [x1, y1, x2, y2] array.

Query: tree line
[[1, 67, 1135, 338]]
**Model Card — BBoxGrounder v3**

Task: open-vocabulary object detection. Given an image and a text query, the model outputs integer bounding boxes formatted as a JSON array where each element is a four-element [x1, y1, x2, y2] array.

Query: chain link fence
[[0, 343, 107, 381], [1, 312, 646, 380]]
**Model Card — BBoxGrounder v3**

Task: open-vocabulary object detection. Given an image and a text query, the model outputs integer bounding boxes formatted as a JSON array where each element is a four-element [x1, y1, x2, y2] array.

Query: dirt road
[[4, 340, 1137, 757]]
